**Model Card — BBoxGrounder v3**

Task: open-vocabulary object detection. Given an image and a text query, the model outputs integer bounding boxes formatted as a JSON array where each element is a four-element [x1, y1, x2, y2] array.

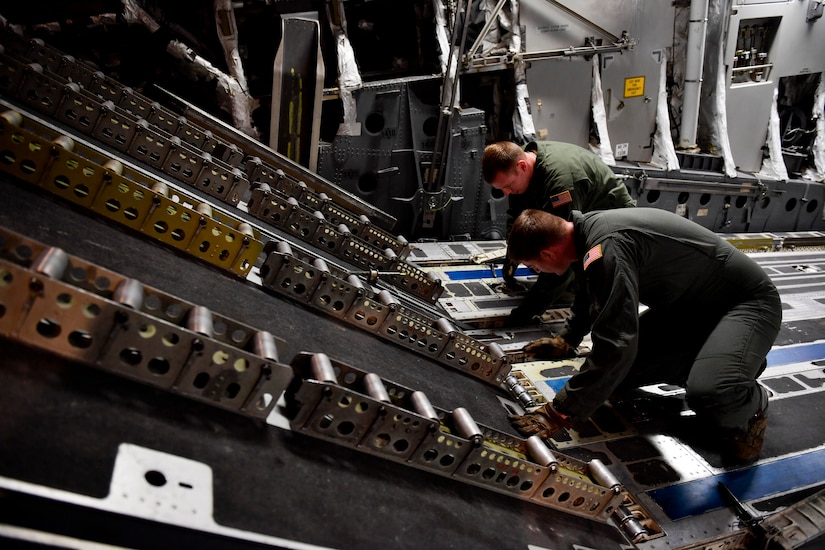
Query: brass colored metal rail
[[0, 29, 439, 302], [0, 106, 508, 385]]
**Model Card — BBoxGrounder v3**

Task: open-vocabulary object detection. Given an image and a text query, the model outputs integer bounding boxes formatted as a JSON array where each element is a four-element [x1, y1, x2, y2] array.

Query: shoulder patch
[[549, 190, 573, 208], [583, 244, 603, 270]]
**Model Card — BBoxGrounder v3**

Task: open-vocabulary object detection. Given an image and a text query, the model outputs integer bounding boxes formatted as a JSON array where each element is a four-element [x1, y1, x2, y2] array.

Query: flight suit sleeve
[[558, 266, 591, 347], [553, 241, 641, 420]]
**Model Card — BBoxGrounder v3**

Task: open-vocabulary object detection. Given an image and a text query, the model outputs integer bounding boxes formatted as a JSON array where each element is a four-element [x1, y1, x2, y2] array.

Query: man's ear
[[539, 249, 555, 262]]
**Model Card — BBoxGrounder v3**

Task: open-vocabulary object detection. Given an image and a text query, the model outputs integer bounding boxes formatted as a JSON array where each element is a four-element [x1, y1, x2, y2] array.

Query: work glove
[[508, 403, 572, 439], [501, 257, 526, 291], [523, 335, 575, 360]]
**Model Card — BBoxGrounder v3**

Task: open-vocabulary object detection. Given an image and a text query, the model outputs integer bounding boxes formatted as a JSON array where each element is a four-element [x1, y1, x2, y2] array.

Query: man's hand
[[501, 258, 526, 291], [508, 403, 572, 439], [523, 335, 574, 360]]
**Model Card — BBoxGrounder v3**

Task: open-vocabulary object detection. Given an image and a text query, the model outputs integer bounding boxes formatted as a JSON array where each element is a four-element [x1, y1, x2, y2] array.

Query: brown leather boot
[[730, 408, 768, 463]]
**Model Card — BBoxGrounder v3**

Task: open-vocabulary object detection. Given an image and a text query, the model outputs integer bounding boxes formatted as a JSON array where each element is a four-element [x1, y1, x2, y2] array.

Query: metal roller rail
[[247, 183, 442, 304], [0, 111, 507, 385], [0, 35, 423, 279], [0, 227, 293, 419], [0, 27, 404, 253], [287, 351, 658, 538], [0, 108, 263, 277], [0, 225, 661, 542], [0, 76, 439, 306], [156, 84, 400, 236], [0, 32, 436, 302], [0, 47, 443, 303], [258, 241, 510, 385]]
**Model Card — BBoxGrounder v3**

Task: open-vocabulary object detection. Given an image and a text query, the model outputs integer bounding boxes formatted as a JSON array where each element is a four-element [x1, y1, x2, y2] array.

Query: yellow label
[[624, 76, 645, 98]]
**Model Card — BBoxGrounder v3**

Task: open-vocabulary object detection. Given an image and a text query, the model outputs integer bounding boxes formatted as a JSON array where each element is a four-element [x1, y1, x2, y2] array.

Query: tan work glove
[[508, 403, 572, 439], [523, 335, 575, 360]]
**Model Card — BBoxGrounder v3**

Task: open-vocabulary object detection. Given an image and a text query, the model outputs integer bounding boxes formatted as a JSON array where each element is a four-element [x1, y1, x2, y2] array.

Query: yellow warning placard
[[624, 76, 645, 98]]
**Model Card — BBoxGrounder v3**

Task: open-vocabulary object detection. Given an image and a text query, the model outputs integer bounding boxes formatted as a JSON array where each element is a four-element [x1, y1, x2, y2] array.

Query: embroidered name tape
[[583, 244, 603, 270]]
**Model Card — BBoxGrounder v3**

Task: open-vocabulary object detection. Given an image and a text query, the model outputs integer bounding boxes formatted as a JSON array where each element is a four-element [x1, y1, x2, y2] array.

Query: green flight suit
[[507, 141, 636, 321], [553, 209, 782, 430]]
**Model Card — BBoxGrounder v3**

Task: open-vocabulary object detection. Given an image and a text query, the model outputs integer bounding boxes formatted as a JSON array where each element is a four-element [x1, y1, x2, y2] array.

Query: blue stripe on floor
[[441, 267, 534, 281], [532, 344, 825, 394], [647, 448, 825, 520], [767, 342, 825, 367], [543, 378, 568, 394]]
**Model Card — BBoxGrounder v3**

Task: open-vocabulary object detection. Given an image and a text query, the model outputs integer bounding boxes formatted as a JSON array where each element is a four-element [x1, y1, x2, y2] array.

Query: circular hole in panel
[[73, 184, 90, 199], [56, 293, 73, 308], [423, 116, 438, 137], [364, 112, 385, 134], [337, 421, 355, 435], [357, 172, 378, 195], [36, 318, 61, 338], [144, 470, 167, 487], [68, 330, 93, 349], [225, 383, 241, 399], [162, 333, 180, 347], [439, 454, 455, 467], [193, 372, 210, 388], [148, 358, 170, 375], [139, 324, 156, 339], [119, 347, 142, 366], [83, 303, 101, 318]]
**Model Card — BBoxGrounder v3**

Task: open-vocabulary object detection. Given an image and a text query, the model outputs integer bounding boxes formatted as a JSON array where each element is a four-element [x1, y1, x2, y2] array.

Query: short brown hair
[[482, 141, 524, 183], [507, 209, 567, 263]]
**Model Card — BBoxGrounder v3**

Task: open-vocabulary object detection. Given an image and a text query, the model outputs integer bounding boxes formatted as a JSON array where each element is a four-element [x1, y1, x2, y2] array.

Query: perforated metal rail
[[0, 226, 661, 542], [0, 108, 509, 385], [0, 27, 446, 304]]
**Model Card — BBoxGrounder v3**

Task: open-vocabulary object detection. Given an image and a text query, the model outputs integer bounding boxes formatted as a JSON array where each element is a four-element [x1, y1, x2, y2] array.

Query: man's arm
[[553, 242, 641, 421]]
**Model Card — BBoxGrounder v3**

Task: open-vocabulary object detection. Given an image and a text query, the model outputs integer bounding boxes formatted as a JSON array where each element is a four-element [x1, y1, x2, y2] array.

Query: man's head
[[508, 209, 576, 275], [482, 142, 533, 196]]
